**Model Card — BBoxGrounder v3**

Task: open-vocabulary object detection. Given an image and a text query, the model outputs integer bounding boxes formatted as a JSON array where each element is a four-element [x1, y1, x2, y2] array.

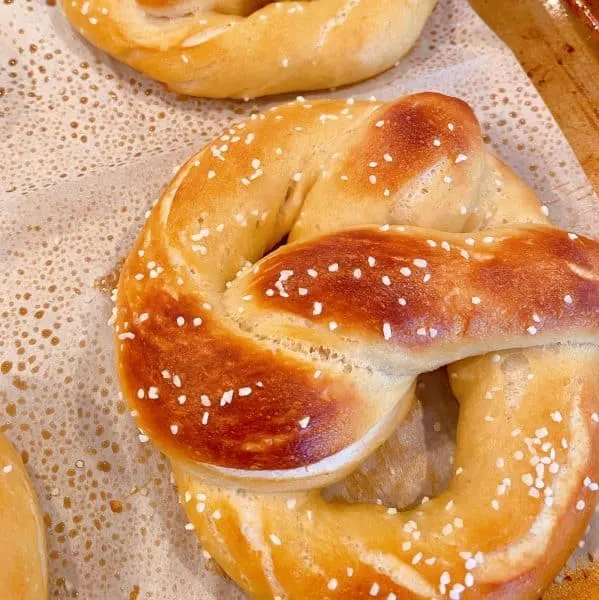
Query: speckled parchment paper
[[1, 1, 598, 598]]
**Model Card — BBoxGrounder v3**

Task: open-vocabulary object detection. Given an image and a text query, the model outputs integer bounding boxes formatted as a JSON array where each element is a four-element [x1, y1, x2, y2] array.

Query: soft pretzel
[[61, 0, 437, 98], [114, 93, 599, 598], [0, 432, 48, 600]]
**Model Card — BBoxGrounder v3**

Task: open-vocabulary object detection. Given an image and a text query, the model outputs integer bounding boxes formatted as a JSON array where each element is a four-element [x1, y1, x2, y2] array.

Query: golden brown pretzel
[[114, 93, 599, 598], [0, 432, 48, 600], [61, 0, 437, 98]]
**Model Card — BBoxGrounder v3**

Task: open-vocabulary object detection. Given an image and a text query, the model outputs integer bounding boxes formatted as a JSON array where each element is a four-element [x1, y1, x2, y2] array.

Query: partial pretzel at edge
[[0, 432, 48, 600], [61, 0, 437, 98]]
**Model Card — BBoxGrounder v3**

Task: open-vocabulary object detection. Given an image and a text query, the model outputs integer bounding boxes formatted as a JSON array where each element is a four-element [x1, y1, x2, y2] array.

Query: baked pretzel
[[61, 0, 437, 99], [114, 93, 599, 598], [0, 432, 48, 600]]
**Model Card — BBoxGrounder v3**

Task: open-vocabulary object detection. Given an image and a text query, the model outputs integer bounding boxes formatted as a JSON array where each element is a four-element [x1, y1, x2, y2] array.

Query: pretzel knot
[[62, 0, 437, 98], [115, 93, 599, 599]]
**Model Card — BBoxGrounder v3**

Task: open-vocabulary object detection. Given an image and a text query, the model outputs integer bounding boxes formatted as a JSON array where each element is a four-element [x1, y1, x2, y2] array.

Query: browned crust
[[245, 226, 599, 351], [342, 92, 484, 196], [117, 226, 599, 471], [118, 289, 364, 470]]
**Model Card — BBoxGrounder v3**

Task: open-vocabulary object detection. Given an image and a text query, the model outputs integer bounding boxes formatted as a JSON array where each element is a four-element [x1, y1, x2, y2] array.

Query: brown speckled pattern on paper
[[0, 0, 597, 599]]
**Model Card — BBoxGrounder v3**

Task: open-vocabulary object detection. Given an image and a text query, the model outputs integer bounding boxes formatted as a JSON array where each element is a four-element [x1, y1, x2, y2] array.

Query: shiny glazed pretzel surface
[[114, 93, 599, 598], [61, 0, 437, 98]]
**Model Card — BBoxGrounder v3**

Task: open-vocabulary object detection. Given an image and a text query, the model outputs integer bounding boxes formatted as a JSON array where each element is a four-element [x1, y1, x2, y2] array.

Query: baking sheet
[[1, 0, 598, 597]]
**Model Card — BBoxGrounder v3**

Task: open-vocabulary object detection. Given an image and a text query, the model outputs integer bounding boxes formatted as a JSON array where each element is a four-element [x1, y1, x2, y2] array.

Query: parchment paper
[[1, 1, 597, 597]]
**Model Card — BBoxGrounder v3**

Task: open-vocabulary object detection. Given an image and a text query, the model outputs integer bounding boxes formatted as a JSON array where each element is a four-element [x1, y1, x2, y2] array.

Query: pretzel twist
[[61, 0, 437, 98], [115, 93, 599, 598]]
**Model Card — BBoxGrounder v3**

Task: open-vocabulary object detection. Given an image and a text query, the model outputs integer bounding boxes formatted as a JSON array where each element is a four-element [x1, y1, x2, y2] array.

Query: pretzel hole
[[269, 233, 289, 253], [323, 369, 458, 511], [137, 0, 273, 18], [254, 174, 313, 258], [273, 177, 305, 236]]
